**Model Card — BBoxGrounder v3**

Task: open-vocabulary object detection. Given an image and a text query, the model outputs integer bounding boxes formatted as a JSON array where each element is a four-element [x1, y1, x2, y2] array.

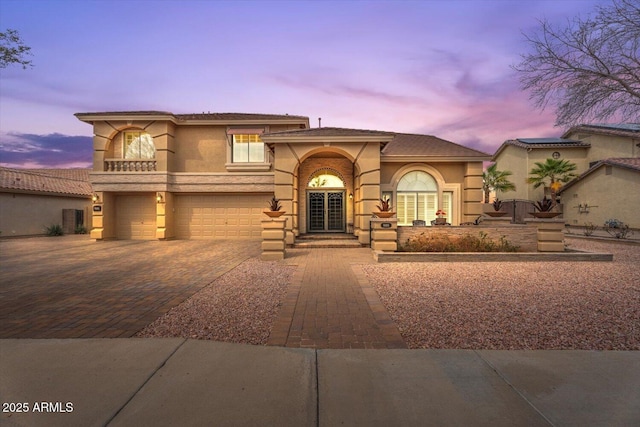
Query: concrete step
[[293, 234, 364, 248]]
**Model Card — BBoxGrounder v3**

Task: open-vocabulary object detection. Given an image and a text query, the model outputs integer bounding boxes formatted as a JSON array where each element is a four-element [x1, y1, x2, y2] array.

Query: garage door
[[116, 195, 157, 240], [175, 194, 265, 239]]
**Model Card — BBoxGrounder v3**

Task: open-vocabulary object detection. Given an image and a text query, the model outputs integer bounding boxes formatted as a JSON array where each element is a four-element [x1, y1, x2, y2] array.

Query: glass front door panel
[[307, 191, 345, 232], [308, 192, 326, 231]]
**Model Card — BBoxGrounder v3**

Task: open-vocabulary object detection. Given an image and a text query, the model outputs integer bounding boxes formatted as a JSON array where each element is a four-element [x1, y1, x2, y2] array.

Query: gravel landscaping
[[138, 238, 638, 350], [136, 259, 296, 345], [362, 238, 640, 350]]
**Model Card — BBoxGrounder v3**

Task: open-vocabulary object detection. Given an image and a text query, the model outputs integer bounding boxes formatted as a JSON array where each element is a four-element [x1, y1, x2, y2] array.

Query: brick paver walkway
[[0, 236, 259, 338], [268, 248, 407, 349]]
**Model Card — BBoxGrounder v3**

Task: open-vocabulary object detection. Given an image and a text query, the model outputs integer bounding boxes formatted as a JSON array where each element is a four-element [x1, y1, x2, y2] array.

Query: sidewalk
[[1, 339, 639, 426]]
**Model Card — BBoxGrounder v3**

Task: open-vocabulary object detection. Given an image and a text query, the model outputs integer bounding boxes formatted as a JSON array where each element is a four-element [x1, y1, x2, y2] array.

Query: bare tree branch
[[513, 0, 640, 126]]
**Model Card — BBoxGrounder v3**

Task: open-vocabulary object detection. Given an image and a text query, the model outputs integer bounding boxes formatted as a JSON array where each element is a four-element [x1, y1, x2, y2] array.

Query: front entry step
[[293, 234, 364, 248]]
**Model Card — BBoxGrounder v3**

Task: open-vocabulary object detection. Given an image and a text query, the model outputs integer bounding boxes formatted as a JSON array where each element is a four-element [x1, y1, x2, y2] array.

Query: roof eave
[[381, 155, 491, 163], [75, 112, 177, 124]]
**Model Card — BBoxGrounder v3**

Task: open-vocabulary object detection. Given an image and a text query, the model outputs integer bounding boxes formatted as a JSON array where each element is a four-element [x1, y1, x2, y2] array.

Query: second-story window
[[124, 131, 156, 159], [232, 134, 264, 163]]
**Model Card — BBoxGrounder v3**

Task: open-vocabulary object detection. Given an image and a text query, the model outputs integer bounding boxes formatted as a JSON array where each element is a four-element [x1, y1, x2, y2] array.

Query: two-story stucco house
[[492, 123, 640, 228], [75, 111, 490, 244]]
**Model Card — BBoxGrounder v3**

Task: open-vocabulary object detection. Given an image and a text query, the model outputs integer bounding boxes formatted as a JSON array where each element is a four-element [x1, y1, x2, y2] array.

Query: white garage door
[[116, 195, 157, 240], [175, 194, 266, 239]]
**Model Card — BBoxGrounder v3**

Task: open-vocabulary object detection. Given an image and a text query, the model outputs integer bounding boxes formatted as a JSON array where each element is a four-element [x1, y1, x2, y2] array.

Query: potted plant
[[264, 196, 286, 218], [434, 209, 447, 225], [373, 197, 395, 218], [530, 196, 560, 218], [485, 198, 508, 217]]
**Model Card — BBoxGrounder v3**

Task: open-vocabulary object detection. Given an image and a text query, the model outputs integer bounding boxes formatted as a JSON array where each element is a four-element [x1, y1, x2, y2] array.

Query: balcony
[[104, 159, 157, 172]]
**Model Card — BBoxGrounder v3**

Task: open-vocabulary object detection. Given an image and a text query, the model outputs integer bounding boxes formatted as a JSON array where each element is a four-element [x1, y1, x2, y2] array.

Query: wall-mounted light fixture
[[92, 193, 100, 203], [349, 193, 353, 200], [156, 193, 164, 203]]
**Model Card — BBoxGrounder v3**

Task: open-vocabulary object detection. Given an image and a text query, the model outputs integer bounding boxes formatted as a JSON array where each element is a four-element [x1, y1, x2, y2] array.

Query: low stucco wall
[[397, 224, 538, 252]]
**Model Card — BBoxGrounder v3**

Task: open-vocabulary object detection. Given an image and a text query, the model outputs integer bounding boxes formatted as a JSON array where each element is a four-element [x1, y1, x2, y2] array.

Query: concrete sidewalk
[[1, 339, 638, 426]]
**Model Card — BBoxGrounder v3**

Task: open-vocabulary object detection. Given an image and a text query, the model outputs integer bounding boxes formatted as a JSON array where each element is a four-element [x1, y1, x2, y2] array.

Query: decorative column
[[90, 191, 104, 240], [525, 218, 565, 252], [261, 217, 287, 261], [370, 218, 398, 252]]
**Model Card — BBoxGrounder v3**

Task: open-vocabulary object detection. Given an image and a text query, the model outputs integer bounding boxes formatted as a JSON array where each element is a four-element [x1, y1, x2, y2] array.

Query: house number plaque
[[93, 206, 102, 212], [381, 222, 392, 228]]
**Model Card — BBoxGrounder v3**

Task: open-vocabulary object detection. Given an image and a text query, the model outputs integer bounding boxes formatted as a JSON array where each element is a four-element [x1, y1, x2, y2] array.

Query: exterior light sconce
[[92, 193, 100, 203], [349, 193, 353, 200], [156, 193, 164, 203], [577, 203, 594, 213]]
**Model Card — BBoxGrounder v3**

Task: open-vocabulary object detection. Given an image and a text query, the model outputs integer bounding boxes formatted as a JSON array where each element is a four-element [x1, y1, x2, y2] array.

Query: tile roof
[[263, 128, 490, 158], [600, 157, 640, 171], [559, 157, 640, 192], [75, 111, 309, 122], [562, 123, 640, 138], [0, 167, 92, 197], [492, 138, 590, 160], [263, 127, 395, 137], [382, 133, 490, 157]]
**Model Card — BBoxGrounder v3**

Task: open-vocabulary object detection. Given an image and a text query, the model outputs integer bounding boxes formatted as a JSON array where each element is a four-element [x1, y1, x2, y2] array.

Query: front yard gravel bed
[[136, 259, 295, 345], [362, 238, 639, 350]]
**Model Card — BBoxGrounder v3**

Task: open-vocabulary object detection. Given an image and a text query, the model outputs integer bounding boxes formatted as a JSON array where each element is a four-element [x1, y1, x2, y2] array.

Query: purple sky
[[0, 0, 606, 168]]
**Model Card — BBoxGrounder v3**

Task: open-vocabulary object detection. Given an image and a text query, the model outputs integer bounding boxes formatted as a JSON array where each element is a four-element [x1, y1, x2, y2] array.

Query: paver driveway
[[0, 236, 260, 338]]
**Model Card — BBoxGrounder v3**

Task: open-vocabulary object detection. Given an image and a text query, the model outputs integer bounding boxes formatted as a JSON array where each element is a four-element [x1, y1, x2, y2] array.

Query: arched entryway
[[306, 169, 346, 232]]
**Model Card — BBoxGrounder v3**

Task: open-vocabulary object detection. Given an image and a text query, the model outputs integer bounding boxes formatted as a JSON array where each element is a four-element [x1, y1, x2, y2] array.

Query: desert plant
[[46, 224, 64, 236], [492, 198, 504, 211], [376, 196, 392, 212], [483, 164, 516, 203], [532, 196, 554, 212], [267, 196, 282, 211], [603, 219, 634, 239], [526, 158, 577, 202], [74, 225, 88, 234], [583, 222, 597, 237]]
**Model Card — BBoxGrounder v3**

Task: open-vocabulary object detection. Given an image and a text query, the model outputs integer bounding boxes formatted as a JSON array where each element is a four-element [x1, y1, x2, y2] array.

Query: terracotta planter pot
[[485, 211, 508, 217], [373, 211, 396, 218], [530, 212, 561, 218], [264, 211, 286, 218], [434, 217, 447, 224]]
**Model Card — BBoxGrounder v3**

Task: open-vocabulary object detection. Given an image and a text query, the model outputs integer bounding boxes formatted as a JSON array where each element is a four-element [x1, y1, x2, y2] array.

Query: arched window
[[396, 171, 450, 225], [124, 131, 156, 159], [307, 170, 345, 188]]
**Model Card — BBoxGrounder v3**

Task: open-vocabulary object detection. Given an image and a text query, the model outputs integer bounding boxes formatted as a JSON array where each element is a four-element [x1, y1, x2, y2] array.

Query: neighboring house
[[559, 158, 640, 229], [0, 167, 92, 236], [493, 123, 640, 228], [75, 111, 490, 243]]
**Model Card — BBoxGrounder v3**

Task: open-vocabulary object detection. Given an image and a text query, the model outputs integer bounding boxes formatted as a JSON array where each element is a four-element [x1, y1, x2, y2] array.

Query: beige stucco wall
[[0, 192, 91, 236], [494, 146, 589, 202], [561, 166, 640, 229], [565, 131, 640, 163]]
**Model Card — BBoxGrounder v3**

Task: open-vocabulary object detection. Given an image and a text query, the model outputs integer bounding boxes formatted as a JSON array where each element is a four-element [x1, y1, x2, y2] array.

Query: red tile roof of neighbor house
[[0, 167, 92, 197]]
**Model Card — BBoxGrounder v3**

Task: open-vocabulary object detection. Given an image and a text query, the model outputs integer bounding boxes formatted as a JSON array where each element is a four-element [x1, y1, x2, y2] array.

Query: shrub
[[74, 225, 88, 234], [583, 222, 597, 236], [403, 231, 519, 252], [603, 219, 634, 239], [45, 224, 64, 236]]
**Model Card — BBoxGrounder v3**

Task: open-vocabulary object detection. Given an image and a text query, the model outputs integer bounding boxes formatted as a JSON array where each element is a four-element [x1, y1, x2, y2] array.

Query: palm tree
[[526, 158, 578, 202], [482, 164, 516, 203]]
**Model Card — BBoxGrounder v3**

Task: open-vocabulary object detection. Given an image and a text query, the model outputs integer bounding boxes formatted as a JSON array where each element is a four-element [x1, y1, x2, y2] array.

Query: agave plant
[[532, 196, 554, 212], [267, 196, 282, 211], [376, 197, 392, 212], [492, 198, 504, 211]]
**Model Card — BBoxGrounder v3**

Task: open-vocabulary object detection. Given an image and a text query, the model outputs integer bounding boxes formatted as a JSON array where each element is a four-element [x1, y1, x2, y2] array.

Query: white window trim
[[225, 127, 272, 172]]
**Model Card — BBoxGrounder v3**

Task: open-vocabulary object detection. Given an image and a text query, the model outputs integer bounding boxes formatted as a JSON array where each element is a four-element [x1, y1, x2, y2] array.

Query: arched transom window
[[307, 170, 345, 188], [124, 131, 156, 159], [396, 170, 451, 225]]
